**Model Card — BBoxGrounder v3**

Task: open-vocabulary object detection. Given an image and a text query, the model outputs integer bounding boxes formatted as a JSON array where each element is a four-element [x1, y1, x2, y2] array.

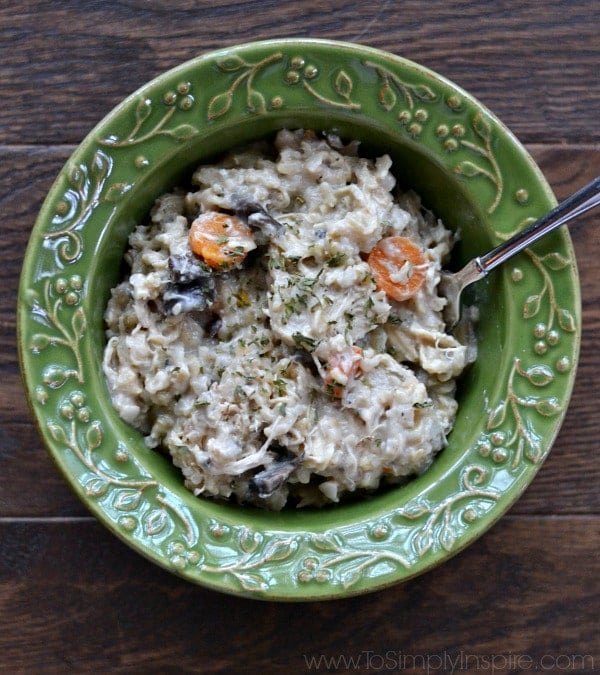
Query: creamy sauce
[[103, 130, 474, 509]]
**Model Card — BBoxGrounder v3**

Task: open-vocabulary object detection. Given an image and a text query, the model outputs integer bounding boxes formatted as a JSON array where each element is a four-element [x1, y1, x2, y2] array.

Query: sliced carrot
[[189, 211, 256, 270], [324, 346, 363, 398], [367, 236, 427, 302]]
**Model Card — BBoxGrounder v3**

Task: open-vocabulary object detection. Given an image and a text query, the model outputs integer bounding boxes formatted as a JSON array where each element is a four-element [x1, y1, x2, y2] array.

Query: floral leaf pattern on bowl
[[500, 218, 577, 334], [476, 358, 563, 468], [298, 67, 362, 111], [100, 82, 198, 147], [195, 467, 497, 593], [45, 383, 199, 549], [43, 150, 112, 264], [433, 113, 504, 213], [201, 530, 300, 592], [452, 112, 503, 214], [391, 466, 499, 558], [365, 59, 438, 112], [208, 52, 284, 119], [471, 235, 577, 470], [198, 521, 411, 593], [297, 532, 410, 590], [27, 277, 86, 387], [523, 248, 577, 333]]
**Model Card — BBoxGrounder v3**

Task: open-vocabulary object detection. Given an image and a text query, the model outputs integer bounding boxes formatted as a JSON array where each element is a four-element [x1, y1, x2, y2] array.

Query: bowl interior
[[86, 112, 499, 504]]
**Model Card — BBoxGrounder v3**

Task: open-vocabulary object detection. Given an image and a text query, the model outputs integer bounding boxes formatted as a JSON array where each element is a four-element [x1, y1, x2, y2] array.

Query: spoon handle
[[477, 175, 600, 275]]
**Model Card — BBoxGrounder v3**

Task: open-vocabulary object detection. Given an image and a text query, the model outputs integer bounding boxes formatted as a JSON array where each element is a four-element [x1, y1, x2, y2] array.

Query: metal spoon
[[440, 176, 600, 328]]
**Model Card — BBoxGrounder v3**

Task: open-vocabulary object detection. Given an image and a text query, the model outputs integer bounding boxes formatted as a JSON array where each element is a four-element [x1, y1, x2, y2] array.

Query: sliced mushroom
[[163, 277, 216, 316], [248, 449, 299, 499], [233, 199, 283, 246]]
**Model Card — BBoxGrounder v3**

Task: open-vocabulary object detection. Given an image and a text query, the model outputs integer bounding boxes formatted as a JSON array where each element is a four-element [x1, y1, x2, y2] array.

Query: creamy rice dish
[[103, 129, 474, 509]]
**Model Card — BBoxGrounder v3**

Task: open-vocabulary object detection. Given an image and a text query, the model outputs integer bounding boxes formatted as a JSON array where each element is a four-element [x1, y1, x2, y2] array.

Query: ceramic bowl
[[18, 39, 580, 600]]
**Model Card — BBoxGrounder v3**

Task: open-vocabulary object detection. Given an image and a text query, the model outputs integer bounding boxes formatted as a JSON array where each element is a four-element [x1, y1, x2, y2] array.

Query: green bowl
[[18, 39, 580, 600]]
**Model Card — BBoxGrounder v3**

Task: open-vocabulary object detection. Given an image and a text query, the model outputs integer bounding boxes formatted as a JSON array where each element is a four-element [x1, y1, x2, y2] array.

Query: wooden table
[[2, 2, 598, 672]]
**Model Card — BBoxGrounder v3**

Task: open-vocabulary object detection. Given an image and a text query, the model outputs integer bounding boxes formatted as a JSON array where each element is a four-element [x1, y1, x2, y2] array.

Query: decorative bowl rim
[[17, 38, 580, 600]]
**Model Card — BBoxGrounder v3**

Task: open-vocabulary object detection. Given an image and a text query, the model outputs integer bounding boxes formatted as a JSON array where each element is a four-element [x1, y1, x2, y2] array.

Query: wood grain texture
[[0, 517, 597, 673], [1, 1, 599, 672], [1, 1, 599, 145]]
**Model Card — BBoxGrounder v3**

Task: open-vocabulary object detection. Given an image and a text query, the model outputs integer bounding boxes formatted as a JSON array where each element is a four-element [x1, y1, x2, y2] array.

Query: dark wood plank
[[1, 1, 599, 671], [0, 517, 597, 672], [1, 0, 599, 145]]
